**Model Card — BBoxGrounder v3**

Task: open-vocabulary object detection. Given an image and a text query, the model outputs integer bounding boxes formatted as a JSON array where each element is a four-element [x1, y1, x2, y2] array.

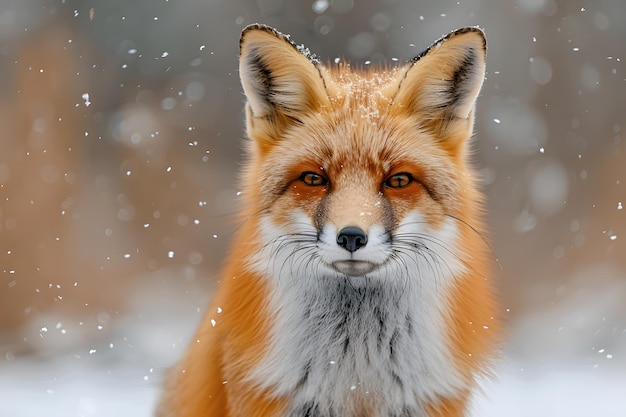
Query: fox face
[[240, 25, 485, 286]]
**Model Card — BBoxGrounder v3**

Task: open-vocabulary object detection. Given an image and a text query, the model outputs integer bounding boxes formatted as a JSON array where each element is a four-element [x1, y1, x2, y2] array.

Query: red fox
[[157, 24, 499, 417]]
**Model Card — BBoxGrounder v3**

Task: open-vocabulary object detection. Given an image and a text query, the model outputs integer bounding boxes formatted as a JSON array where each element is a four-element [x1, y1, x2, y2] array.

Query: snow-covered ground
[[2, 352, 626, 417], [474, 363, 626, 417], [0, 356, 158, 417]]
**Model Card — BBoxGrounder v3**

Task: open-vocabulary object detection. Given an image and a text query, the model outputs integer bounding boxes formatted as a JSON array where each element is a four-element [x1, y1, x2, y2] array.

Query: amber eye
[[300, 171, 328, 186], [384, 173, 413, 189]]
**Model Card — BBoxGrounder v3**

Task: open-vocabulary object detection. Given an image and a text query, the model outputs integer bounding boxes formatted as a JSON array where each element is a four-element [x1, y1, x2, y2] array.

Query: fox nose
[[336, 226, 368, 253]]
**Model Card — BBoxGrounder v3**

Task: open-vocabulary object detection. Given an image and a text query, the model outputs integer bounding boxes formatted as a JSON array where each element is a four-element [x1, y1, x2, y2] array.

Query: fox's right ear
[[392, 27, 486, 146], [239, 24, 329, 121]]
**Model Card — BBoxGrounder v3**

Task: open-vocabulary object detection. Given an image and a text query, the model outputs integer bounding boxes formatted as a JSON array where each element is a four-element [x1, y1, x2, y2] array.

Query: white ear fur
[[239, 24, 328, 119], [394, 27, 486, 122]]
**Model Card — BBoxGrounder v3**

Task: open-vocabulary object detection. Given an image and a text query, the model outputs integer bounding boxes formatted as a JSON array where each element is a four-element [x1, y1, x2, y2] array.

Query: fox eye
[[300, 171, 328, 186], [384, 173, 413, 189]]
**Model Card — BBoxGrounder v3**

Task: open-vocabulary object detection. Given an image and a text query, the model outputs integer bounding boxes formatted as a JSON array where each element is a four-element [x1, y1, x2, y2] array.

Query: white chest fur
[[247, 213, 466, 416]]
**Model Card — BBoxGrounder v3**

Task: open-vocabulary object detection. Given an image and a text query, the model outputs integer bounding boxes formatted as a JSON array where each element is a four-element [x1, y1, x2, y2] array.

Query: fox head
[[238, 24, 487, 284]]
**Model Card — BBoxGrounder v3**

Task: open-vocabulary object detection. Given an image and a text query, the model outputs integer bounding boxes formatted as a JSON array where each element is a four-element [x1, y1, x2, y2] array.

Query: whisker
[[393, 231, 487, 279], [444, 213, 501, 271]]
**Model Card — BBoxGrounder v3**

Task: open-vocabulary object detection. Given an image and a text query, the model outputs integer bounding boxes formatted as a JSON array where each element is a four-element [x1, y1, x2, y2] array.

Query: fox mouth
[[332, 260, 377, 276]]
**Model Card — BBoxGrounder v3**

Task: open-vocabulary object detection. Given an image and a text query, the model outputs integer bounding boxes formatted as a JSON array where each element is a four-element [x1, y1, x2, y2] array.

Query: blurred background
[[0, 0, 625, 415]]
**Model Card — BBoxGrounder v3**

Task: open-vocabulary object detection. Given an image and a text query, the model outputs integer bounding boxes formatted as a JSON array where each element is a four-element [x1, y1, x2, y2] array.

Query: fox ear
[[393, 27, 486, 136], [239, 24, 328, 120]]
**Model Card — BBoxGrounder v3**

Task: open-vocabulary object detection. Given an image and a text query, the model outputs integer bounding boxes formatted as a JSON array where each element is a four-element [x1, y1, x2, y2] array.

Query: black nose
[[336, 226, 368, 253]]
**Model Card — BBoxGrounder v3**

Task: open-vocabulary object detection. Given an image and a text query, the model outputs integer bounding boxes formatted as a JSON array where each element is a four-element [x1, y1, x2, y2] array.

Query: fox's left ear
[[393, 27, 486, 137], [239, 24, 329, 121]]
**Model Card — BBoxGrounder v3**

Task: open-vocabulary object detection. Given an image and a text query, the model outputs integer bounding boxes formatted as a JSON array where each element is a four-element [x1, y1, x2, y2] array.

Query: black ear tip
[[409, 26, 486, 65], [440, 27, 487, 55], [239, 24, 320, 66], [451, 26, 485, 37], [240, 24, 285, 55], [240, 24, 273, 52], [241, 23, 277, 37], [450, 26, 487, 52]]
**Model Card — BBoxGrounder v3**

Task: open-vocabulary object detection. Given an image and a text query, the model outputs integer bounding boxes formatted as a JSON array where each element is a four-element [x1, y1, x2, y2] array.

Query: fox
[[157, 24, 499, 417]]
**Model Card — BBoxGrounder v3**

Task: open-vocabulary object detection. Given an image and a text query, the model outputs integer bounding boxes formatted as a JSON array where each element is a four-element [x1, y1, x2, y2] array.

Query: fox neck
[[245, 215, 465, 416]]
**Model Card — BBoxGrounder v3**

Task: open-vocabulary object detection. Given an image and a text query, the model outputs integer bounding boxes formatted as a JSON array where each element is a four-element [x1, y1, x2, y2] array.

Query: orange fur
[[158, 24, 499, 417], [158, 221, 288, 417]]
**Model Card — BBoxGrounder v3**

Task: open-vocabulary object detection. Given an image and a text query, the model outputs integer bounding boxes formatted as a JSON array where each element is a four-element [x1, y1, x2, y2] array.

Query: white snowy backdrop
[[1, 0, 625, 416]]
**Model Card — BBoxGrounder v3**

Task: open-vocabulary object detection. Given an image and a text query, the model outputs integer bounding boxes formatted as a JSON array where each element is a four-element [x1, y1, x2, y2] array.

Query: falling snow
[[1, 1, 626, 417]]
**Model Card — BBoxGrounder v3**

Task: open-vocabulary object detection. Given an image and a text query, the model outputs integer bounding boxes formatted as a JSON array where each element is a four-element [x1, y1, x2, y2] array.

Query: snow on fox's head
[[238, 24, 486, 280]]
